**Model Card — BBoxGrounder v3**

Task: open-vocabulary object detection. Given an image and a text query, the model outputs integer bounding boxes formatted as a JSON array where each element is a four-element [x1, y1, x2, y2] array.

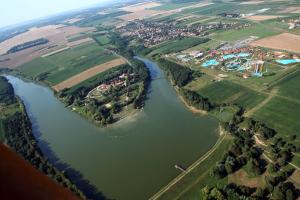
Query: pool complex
[[202, 59, 219, 67], [222, 53, 250, 60], [276, 59, 300, 65]]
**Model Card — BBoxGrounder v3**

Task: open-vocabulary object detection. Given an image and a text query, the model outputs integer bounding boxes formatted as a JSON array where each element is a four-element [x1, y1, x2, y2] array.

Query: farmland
[[18, 42, 117, 85], [52, 58, 126, 91]]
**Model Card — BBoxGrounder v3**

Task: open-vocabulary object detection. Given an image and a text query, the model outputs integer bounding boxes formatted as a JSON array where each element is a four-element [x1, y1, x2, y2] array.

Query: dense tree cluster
[[0, 76, 16, 105], [202, 184, 256, 200], [7, 38, 49, 54], [179, 88, 214, 111], [156, 58, 193, 87]]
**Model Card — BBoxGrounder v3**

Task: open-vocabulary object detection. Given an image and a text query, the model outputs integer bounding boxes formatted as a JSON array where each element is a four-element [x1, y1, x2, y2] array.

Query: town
[[116, 20, 251, 47]]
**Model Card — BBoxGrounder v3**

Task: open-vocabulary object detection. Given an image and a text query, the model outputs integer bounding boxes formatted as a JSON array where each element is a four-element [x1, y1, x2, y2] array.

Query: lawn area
[[18, 42, 117, 85], [157, 135, 233, 200], [252, 97, 300, 138], [211, 23, 281, 42]]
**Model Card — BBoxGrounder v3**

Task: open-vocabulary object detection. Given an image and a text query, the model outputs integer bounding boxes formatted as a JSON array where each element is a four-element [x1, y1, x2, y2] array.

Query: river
[[6, 57, 219, 200]]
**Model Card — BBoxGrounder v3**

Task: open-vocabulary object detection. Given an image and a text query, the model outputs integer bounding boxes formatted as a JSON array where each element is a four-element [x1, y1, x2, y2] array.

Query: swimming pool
[[223, 54, 236, 60], [276, 59, 300, 65], [237, 53, 250, 58], [202, 59, 219, 67], [222, 53, 250, 60]]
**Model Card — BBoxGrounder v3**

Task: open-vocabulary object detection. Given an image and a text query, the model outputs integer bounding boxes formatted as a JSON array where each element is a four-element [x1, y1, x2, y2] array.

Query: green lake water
[[6, 57, 219, 200]]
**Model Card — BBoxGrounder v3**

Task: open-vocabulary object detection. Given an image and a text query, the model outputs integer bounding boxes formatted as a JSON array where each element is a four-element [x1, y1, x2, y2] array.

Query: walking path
[[149, 132, 226, 200], [244, 88, 278, 117]]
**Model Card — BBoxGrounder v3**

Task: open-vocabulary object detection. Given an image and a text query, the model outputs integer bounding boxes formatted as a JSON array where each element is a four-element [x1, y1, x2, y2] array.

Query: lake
[[6, 57, 219, 200]]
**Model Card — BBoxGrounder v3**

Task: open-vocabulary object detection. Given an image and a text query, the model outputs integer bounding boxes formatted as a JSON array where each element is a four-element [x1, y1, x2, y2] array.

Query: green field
[[18, 42, 117, 85], [211, 23, 281, 42], [149, 37, 209, 55], [158, 135, 233, 200], [253, 97, 300, 138], [94, 35, 110, 45], [197, 80, 266, 110], [271, 68, 300, 101]]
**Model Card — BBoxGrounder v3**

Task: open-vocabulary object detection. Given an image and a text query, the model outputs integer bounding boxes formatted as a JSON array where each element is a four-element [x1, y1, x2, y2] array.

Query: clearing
[[52, 58, 126, 91], [250, 33, 300, 53]]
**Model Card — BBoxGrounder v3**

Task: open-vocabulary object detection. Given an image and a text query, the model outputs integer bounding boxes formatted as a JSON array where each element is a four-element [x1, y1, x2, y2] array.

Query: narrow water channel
[[6, 57, 219, 200]]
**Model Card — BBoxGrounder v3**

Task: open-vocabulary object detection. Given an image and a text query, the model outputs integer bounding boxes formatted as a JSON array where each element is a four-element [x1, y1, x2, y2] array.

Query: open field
[[52, 58, 126, 91], [18, 42, 117, 84], [228, 169, 265, 188], [0, 25, 95, 68], [212, 23, 281, 42], [197, 80, 266, 110], [253, 97, 300, 137], [250, 33, 300, 53], [246, 15, 283, 21]]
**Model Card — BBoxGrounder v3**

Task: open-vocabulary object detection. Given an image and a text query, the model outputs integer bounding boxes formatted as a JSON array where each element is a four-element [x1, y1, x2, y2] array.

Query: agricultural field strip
[[150, 132, 227, 200], [52, 58, 126, 91]]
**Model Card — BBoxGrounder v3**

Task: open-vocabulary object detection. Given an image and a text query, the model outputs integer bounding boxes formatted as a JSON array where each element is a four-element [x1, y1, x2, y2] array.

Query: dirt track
[[53, 58, 126, 91]]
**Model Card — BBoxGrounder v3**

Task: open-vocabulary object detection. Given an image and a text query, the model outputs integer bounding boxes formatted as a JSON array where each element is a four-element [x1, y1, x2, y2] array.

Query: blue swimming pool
[[276, 59, 300, 65], [222, 53, 250, 60], [237, 53, 250, 57], [202, 59, 219, 67], [223, 54, 236, 60]]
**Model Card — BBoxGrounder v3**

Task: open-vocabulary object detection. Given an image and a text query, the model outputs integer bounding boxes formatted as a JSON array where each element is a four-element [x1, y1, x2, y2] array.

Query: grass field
[[252, 97, 300, 137], [157, 135, 233, 200], [271, 68, 300, 101], [211, 23, 281, 42], [197, 80, 266, 110], [94, 35, 110, 45], [18, 42, 117, 85], [149, 37, 209, 55]]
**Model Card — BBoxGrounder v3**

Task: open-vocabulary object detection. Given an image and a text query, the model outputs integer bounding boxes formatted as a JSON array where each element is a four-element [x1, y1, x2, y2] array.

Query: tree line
[[0, 76, 87, 199]]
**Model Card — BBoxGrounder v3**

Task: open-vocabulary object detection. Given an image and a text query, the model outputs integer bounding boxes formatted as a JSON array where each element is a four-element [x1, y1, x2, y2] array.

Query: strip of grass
[[157, 135, 233, 200], [94, 35, 110, 45]]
